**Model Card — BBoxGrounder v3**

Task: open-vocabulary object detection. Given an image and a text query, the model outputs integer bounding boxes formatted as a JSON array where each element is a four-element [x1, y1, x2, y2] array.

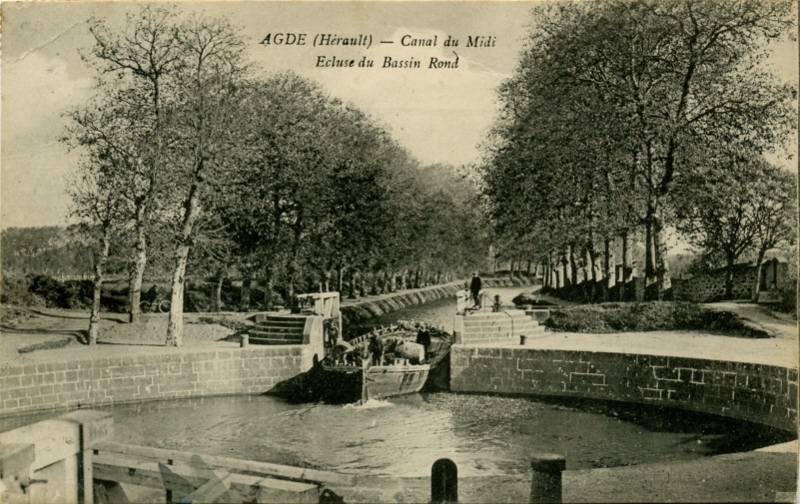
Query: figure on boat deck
[[323, 319, 340, 357], [415, 324, 431, 359], [368, 335, 384, 365]]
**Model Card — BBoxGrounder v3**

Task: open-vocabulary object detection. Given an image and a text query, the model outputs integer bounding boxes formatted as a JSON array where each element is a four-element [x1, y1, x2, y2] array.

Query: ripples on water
[[4, 393, 784, 478]]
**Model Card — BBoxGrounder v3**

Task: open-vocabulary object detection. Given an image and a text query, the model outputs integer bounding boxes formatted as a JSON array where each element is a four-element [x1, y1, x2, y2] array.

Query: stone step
[[463, 321, 540, 329], [265, 317, 307, 326], [461, 337, 522, 345], [249, 330, 304, 340], [463, 310, 528, 320], [462, 321, 542, 331], [464, 316, 538, 327], [253, 324, 305, 333], [463, 323, 544, 333], [462, 325, 546, 335], [249, 337, 302, 346], [462, 330, 546, 340]]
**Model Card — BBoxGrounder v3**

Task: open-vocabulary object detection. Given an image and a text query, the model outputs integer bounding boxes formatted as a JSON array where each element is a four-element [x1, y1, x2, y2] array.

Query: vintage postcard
[[1, 1, 798, 503]]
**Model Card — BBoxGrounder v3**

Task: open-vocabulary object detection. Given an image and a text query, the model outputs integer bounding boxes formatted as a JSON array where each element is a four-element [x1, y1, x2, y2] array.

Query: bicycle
[[140, 297, 171, 314]]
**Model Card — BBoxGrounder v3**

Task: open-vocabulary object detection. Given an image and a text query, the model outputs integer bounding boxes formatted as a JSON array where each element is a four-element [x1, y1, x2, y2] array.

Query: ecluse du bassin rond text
[[260, 33, 497, 69]]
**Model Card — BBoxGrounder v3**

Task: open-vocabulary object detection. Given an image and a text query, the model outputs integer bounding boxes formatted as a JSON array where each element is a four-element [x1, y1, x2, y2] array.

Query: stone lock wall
[[341, 277, 535, 326], [672, 266, 758, 303], [0, 346, 310, 417], [450, 346, 798, 433]]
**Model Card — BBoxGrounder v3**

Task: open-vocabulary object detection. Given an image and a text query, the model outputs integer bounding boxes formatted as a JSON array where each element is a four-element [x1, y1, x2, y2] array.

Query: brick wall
[[0, 346, 310, 417], [450, 346, 798, 433]]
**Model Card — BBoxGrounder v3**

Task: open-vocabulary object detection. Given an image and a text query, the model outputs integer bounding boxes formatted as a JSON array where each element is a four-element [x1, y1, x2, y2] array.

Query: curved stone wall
[[0, 345, 310, 417], [341, 277, 533, 326], [450, 346, 798, 433]]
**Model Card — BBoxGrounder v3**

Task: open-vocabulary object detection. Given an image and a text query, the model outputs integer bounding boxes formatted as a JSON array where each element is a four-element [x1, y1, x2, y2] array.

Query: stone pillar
[[530, 454, 566, 503]]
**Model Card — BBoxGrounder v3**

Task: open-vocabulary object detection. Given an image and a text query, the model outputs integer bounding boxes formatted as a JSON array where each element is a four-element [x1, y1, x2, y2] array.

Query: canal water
[[1, 286, 790, 477]]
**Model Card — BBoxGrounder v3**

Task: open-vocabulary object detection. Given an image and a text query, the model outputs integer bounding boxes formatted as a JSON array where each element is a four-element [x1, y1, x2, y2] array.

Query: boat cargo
[[311, 320, 452, 403]]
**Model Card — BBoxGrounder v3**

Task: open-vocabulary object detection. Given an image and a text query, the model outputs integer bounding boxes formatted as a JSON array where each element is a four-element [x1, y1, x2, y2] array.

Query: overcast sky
[[1, 1, 797, 229]]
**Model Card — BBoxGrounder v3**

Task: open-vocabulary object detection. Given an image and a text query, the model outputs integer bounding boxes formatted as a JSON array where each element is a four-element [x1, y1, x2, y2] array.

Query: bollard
[[530, 454, 565, 504], [431, 458, 458, 503], [241, 334, 249, 348], [520, 335, 527, 345]]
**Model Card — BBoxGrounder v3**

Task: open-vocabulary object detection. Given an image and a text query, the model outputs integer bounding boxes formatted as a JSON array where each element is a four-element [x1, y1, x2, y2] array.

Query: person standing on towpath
[[470, 272, 482, 308]]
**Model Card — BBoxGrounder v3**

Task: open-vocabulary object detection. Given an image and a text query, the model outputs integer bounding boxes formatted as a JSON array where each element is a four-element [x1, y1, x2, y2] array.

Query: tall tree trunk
[[358, 271, 366, 297], [391, 271, 398, 292], [89, 229, 112, 345], [544, 263, 550, 290], [264, 270, 274, 310], [348, 269, 356, 299], [653, 210, 672, 300], [620, 231, 631, 301], [240, 270, 252, 312], [211, 269, 224, 312], [587, 244, 598, 302], [581, 246, 590, 302], [604, 238, 616, 302], [563, 248, 572, 287], [166, 182, 203, 347], [725, 252, 736, 300], [286, 273, 295, 301], [556, 254, 565, 289], [752, 247, 767, 302], [337, 264, 344, 294], [644, 204, 658, 299], [128, 206, 148, 323]]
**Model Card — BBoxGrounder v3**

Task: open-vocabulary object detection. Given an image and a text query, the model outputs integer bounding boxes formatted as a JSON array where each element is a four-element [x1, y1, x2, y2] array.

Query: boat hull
[[317, 363, 430, 403]]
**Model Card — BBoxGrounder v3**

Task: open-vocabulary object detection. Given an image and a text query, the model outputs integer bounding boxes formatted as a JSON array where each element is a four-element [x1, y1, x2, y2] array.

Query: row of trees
[[64, 7, 489, 346], [479, 0, 797, 302]]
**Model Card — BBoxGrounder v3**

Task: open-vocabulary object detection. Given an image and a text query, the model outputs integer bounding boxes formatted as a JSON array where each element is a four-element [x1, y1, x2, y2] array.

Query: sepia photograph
[[0, 1, 798, 502]]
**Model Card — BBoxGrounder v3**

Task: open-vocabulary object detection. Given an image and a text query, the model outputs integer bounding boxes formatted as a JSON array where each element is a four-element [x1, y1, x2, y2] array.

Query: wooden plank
[[227, 473, 319, 504], [60, 410, 114, 504], [174, 469, 230, 504], [0, 444, 35, 482], [0, 419, 80, 471], [94, 442, 355, 486], [93, 454, 319, 503], [93, 454, 202, 494]]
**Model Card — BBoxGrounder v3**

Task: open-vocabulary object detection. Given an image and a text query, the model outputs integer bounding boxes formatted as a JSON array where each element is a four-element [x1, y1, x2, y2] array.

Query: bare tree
[[163, 14, 247, 346], [63, 107, 129, 344], [84, 6, 183, 323]]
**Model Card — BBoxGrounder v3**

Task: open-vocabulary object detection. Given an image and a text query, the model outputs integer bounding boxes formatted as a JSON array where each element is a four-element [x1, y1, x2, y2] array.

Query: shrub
[[0, 304, 31, 324], [545, 302, 769, 338], [774, 281, 797, 318], [0, 272, 40, 306]]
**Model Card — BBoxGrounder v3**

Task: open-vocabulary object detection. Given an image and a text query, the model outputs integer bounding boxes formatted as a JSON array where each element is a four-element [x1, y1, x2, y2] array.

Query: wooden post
[[240, 334, 249, 348], [431, 458, 457, 503], [530, 454, 565, 503], [61, 411, 114, 504]]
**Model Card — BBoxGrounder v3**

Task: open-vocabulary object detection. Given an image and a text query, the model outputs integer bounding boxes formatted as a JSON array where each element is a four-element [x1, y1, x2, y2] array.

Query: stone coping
[[484, 330, 798, 368]]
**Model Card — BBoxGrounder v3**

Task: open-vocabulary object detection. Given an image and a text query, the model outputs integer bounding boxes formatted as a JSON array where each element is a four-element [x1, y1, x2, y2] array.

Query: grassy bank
[[544, 302, 771, 339]]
